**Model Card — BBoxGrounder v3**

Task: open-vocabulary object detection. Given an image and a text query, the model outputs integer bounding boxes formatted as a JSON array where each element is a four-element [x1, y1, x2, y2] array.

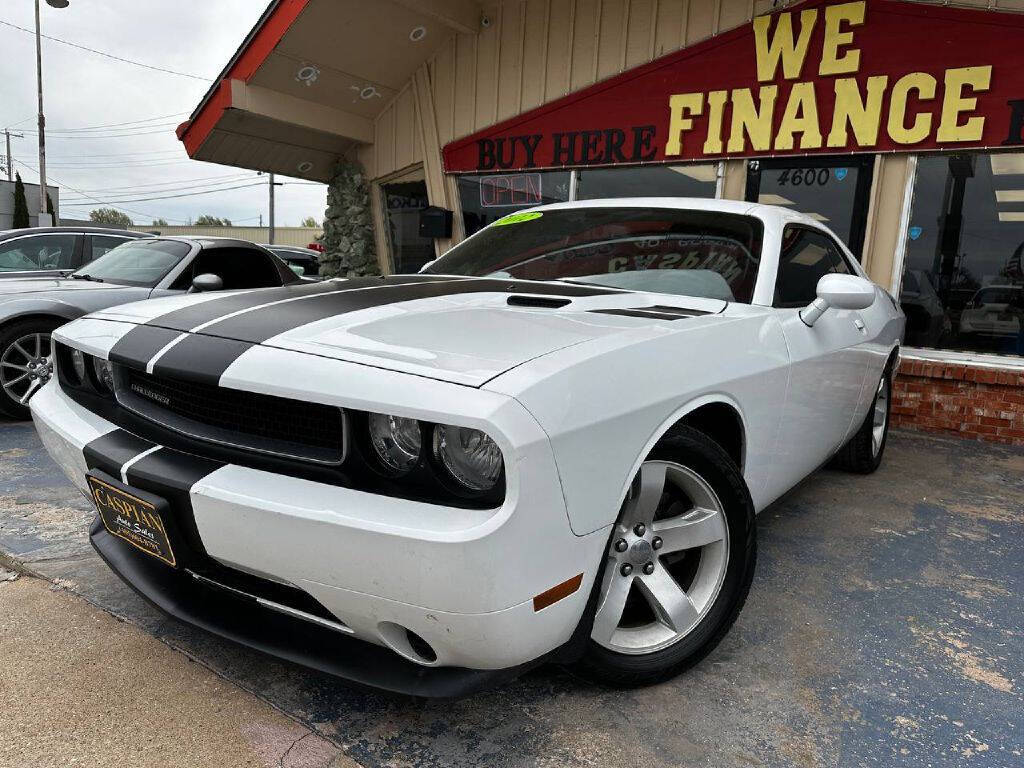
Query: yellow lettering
[[819, 2, 865, 76], [887, 72, 937, 145], [727, 86, 778, 153], [666, 92, 704, 156], [774, 82, 822, 151], [752, 9, 817, 82], [703, 90, 729, 154], [827, 75, 888, 147], [937, 65, 991, 143]]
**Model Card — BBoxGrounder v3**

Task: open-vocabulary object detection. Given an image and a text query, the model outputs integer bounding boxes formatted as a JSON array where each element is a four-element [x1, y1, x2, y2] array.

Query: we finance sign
[[443, 0, 1024, 172]]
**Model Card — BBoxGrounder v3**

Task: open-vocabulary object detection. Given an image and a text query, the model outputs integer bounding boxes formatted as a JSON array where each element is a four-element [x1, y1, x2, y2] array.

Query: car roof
[[155, 235, 270, 249], [522, 197, 832, 229], [0, 226, 147, 238], [259, 244, 318, 254]]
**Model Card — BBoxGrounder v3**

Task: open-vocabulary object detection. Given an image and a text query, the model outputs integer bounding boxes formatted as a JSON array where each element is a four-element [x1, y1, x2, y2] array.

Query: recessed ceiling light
[[410, 26, 427, 42], [297, 161, 313, 173], [998, 212, 1024, 222], [991, 154, 1024, 175], [758, 193, 794, 206], [295, 64, 320, 86], [359, 85, 381, 100], [670, 165, 718, 182], [995, 189, 1024, 203]]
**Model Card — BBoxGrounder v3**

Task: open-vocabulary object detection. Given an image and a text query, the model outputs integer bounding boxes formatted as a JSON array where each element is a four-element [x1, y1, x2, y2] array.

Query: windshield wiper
[[70, 273, 104, 283]]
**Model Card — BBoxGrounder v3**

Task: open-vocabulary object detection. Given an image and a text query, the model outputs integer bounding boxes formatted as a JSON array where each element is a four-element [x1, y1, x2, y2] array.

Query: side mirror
[[800, 274, 875, 327], [190, 273, 224, 293]]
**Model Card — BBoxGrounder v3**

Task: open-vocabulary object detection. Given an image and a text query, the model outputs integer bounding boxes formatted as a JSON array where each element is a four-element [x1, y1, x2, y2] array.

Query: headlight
[[432, 425, 503, 491], [70, 349, 87, 384], [367, 412, 422, 474], [92, 357, 114, 393]]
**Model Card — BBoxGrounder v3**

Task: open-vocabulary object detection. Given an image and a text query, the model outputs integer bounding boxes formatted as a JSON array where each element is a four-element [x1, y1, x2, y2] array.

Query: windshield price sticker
[[493, 211, 544, 227]]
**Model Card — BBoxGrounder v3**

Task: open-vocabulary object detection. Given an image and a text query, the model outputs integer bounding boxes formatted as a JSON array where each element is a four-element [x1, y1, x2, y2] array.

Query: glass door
[[381, 175, 435, 274], [745, 155, 875, 259]]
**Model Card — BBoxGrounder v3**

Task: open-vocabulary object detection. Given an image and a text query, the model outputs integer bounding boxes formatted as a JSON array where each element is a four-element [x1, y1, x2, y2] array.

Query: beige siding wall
[[367, 0, 1024, 181]]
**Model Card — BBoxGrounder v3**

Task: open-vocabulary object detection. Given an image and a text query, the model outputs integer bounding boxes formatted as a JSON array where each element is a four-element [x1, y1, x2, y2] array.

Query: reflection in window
[[382, 180, 435, 274], [901, 153, 1024, 358], [458, 171, 570, 237], [577, 164, 717, 200]]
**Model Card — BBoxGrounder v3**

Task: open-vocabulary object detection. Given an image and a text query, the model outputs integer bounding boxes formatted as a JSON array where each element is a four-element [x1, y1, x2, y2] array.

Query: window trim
[[772, 223, 850, 309], [891, 151, 1024, 372]]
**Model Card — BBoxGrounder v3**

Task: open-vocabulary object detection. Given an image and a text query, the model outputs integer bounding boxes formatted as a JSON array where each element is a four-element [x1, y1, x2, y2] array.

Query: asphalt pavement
[[1, 419, 1021, 768]]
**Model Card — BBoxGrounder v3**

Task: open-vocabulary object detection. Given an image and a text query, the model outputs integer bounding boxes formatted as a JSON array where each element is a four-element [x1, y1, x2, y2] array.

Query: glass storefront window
[[458, 171, 570, 237], [900, 153, 1024, 358], [577, 164, 717, 200], [382, 179, 435, 274]]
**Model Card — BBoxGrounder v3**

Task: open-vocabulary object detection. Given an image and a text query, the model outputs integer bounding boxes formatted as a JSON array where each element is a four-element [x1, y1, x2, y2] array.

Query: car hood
[[97, 276, 729, 387], [0, 277, 131, 296]]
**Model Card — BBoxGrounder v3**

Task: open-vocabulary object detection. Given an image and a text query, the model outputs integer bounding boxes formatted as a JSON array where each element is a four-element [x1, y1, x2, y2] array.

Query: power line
[[25, 112, 188, 133], [63, 177, 263, 202], [62, 181, 267, 205], [0, 19, 212, 81], [68, 172, 257, 193], [19, 126, 178, 139], [13, 158, 188, 224]]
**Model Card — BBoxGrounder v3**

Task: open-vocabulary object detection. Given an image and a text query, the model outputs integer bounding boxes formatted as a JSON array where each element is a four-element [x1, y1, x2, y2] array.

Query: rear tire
[[573, 426, 756, 688], [0, 319, 60, 420], [830, 365, 893, 475]]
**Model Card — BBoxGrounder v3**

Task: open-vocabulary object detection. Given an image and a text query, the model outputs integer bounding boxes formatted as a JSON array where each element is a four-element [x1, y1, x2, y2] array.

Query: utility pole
[[268, 172, 276, 244], [3, 130, 24, 182], [34, 0, 69, 227]]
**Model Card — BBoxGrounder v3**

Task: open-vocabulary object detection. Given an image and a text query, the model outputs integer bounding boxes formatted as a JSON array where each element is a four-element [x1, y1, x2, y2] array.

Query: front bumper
[[31, 381, 608, 694]]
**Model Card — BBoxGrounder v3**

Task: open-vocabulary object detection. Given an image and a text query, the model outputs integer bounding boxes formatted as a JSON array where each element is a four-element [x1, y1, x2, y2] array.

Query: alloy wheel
[[0, 332, 53, 407], [592, 460, 730, 655], [871, 376, 889, 457]]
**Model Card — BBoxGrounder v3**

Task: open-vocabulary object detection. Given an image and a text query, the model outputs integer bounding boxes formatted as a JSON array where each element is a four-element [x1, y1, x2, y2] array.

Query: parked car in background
[[262, 244, 322, 278], [0, 236, 299, 418], [0, 227, 150, 279], [899, 269, 950, 348], [31, 199, 904, 696], [959, 285, 1023, 348]]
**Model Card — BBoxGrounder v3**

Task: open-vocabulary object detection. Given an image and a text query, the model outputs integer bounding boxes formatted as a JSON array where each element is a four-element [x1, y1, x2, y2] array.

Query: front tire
[[0, 319, 59, 420], [830, 365, 892, 474], [573, 426, 757, 687]]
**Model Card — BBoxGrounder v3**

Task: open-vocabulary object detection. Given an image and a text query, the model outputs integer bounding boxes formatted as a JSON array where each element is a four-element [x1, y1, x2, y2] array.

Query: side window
[[88, 235, 131, 263], [774, 226, 850, 308], [173, 247, 282, 291], [0, 234, 78, 271]]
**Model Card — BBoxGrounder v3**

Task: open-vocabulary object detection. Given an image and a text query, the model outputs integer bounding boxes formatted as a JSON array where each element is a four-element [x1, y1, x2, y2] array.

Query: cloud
[[0, 0, 326, 226]]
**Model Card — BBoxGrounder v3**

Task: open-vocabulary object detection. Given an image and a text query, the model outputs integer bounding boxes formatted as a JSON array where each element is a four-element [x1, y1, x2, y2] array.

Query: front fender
[[0, 297, 85, 326]]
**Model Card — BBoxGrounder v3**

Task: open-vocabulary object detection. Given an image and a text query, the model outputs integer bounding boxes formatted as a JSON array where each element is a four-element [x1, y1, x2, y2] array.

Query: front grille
[[116, 367, 346, 465]]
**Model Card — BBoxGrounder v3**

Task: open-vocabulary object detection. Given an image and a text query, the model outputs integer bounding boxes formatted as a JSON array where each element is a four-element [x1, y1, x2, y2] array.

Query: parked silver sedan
[[0, 236, 299, 418]]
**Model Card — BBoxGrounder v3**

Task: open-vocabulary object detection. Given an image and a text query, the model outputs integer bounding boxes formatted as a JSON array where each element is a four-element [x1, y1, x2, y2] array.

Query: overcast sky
[[0, 0, 327, 227]]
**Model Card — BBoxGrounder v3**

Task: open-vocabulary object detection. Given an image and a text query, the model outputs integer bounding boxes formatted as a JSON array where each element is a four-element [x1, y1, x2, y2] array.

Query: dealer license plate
[[87, 473, 177, 568]]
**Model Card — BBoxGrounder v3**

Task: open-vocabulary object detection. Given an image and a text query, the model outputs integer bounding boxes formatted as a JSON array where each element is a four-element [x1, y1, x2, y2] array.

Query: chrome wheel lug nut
[[614, 539, 628, 553], [652, 537, 663, 550], [642, 561, 655, 575], [620, 563, 633, 577], [633, 523, 646, 537]]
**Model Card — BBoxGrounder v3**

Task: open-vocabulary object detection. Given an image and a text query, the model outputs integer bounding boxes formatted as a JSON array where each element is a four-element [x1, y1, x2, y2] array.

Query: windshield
[[74, 239, 191, 287], [424, 207, 763, 302]]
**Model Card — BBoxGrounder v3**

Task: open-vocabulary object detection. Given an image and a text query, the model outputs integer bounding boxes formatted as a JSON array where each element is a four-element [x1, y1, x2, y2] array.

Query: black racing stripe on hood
[[150, 335, 255, 386], [107, 325, 183, 369], [144, 275, 452, 334], [194, 277, 618, 345]]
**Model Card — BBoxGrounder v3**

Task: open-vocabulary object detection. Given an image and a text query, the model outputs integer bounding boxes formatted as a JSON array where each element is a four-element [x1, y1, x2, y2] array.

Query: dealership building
[[179, 0, 1024, 444]]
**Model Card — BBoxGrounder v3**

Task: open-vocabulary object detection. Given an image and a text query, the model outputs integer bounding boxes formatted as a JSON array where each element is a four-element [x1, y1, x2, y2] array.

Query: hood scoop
[[589, 305, 716, 321], [506, 295, 572, 309]]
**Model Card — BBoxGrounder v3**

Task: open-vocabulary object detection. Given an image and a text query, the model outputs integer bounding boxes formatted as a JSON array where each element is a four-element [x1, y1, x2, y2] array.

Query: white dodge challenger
[[31, 199, 904, 696]]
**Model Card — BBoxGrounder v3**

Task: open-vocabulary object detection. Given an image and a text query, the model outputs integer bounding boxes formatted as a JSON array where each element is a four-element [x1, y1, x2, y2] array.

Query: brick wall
[[893, 358, 1024, 445]]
